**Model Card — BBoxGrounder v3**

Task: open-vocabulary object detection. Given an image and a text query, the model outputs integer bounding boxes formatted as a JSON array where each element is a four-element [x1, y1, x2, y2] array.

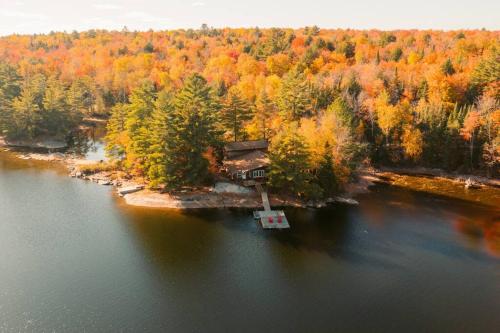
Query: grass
[[78, 162, 117, 175]]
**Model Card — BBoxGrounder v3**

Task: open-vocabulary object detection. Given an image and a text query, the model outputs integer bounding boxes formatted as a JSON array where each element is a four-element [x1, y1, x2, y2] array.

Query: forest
[[0, 27, 498, 198]]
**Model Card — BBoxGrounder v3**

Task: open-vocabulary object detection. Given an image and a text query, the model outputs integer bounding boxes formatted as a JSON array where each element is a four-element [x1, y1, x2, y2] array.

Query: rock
[[333, 197, 359, 205], [118, 185, 145, 196], [214, 182, 253, 194], [465, 178, 481, 189]]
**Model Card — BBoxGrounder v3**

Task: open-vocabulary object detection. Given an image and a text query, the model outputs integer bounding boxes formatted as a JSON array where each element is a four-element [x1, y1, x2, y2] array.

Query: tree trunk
[[470, 134, 474, 170]]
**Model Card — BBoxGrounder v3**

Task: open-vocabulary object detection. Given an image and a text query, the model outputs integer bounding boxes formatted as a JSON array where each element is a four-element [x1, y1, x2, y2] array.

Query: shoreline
[[376, 166, 500, 188], [2, 143, 498, 210], [0, 147, 364, 209]]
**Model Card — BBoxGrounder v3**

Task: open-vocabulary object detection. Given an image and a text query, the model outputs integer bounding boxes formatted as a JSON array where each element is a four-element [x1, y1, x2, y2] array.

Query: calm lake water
[[0, 152, 499, 332]]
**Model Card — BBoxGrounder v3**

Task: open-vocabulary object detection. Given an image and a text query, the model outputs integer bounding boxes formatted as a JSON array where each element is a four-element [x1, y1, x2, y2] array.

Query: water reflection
[[68, 123, 107, 161], [358, 181, 500, 259], [1, 152, 499, 332], [455, 215, 500, 258]]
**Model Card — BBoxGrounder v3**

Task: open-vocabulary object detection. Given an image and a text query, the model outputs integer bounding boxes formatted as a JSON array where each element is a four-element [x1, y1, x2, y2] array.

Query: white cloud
[[92, 3, 123, 10], [191, 2, 206, 7], [0, 9, 48, 20]]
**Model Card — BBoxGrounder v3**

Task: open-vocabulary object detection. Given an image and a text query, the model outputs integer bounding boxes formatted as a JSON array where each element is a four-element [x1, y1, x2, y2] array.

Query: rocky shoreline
[[0, 145, 366, 209], [376, 166, 500, 188], [2, 140, 497, 210]]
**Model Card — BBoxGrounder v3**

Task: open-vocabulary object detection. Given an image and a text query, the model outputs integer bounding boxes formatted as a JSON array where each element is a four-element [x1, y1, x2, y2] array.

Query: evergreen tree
[[277, 70, 311, 121], [472, 49, 499, 84], [0, 90, 9, 135], [268, 123, 316, 198], [387, 69, 404, 104], [164, 74, 222, 188], [327, 97, 354, 130], [222, 88, 252, 142], [10, 74, 46, 139], [346, 75, 362, 100], [105, 103, 129, 160], [67, 79, 87, 120], [252, 89, 274, 139], [143, 42, 154, 53], [67, 76, 98, 118], [0, 62, 21, 99], [145, 90, 174, 187], [42, 76, 70, 135], [316, 146, 339, 197], [441, 58, 456, 76], [391, 47, 403, 62], [124, 81, 157, 174]]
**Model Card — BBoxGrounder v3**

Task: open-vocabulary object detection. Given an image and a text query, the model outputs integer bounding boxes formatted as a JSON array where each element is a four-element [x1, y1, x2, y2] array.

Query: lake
[[0, 152, 499, 332]]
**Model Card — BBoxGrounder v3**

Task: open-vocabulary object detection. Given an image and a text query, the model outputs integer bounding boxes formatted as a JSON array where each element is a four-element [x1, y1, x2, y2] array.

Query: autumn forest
[[0, 27, 498, 198]]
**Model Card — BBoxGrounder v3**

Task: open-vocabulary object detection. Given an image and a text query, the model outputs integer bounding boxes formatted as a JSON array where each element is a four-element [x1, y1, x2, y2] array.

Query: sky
[[0, 0, 498, 36]]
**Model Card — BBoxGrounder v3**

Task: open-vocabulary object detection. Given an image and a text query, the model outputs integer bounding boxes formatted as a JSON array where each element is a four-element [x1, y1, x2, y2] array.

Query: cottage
[[224, 140, 269, 158], [222, 140, 270, 184]]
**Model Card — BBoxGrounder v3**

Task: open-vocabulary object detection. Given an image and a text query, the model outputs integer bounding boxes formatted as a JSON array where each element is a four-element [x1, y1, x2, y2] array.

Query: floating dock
[[253, 210, 290, 229], [254, 184, 290, 229]]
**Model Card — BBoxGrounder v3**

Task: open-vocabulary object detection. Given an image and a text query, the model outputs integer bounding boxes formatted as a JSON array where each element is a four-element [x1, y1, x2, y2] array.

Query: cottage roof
[[224, 140, 268, 152], [223, 150, 270, 174]]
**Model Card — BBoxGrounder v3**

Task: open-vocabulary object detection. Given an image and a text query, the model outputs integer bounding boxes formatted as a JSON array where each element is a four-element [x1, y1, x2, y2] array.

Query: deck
[[254, 184, 290, 229], [253, 210, 290, 229]]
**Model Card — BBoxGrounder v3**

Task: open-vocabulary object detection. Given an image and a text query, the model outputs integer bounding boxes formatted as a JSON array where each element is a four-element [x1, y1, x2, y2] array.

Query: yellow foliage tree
[[402, 126, 423, 160]]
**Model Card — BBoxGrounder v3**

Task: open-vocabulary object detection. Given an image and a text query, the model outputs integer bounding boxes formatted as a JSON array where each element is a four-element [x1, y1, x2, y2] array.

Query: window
[[252, 170, 265, 178], [236, 171, 243, 179]]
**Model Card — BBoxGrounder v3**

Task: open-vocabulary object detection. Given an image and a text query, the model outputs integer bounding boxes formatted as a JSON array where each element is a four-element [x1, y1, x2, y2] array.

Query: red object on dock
[[268, 217, 273, 223], [278, 216, 283, 224]]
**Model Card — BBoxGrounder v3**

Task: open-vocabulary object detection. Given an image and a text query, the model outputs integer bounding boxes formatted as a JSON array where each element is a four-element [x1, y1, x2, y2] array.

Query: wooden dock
[[254, 184, 290, 229], [253, 210, 290, 229]]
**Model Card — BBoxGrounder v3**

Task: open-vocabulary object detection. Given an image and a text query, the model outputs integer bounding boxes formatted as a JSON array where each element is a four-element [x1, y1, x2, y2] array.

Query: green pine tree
[[472, 49, 499, 87], [105, 103, 129, 160], [124, 81, 157, 175], [222, 88, 252, 142], [145, 90, 174, 187], [268, 123, 317, 198], [277, 70, 311, 121], [316, 146, 339, 197], [252, 89, 274, 139], [441, 58, 456, 76], [67, 76, 98, 118], [164, 74, 222, 188], [42, 76, 71, 135], [11, 74, 46, 139]]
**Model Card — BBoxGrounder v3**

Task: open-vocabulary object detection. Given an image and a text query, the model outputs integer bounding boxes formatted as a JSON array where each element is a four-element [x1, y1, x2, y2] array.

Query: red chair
[[268, 217, 273, 224], [278, 216, 283, 224]]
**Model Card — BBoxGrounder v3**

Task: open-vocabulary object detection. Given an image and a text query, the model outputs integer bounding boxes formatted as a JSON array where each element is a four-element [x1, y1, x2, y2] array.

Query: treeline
[[0, 27, 499, 197], [103, 71, 365, 198], [0, 63, 107, 140]]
